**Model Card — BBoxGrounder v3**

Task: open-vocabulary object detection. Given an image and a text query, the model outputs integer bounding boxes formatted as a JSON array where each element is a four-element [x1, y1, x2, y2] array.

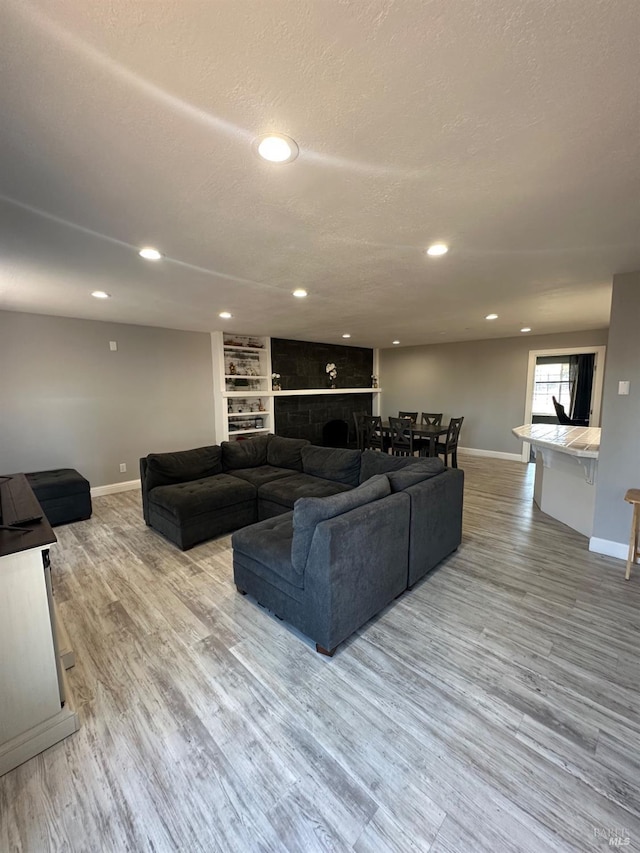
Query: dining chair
[[398, 411, 418, 425], [420, 412, 443, 426], [412, 412, 444, 456], [552, 396, 587, 426], [389, 416, 416, 456], [435, 417, 464, 468], [352, 411, 367, 450], [361, 415, 390, 453]]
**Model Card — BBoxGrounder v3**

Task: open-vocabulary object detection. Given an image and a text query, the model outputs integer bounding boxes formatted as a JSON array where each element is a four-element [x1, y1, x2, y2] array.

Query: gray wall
[[0, 312, 215, 487], [593, 272, 640, 545], [379, 329, 608, 455]]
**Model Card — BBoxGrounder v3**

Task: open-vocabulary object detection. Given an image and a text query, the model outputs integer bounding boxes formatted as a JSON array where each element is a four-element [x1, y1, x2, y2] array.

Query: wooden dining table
[[380, 421, 449, 457]]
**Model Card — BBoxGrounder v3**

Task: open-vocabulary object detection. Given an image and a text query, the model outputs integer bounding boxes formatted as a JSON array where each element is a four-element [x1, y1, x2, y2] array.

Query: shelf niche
[[212, 331, 273, 442]]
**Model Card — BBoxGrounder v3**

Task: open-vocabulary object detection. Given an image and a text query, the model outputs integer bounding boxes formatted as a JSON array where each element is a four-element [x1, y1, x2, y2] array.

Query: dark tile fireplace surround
[[271, 338, 374, 446], [275, 393, 373, 445]]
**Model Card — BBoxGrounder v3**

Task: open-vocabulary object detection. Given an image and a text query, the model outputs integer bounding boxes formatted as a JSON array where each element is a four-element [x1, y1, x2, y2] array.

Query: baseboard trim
[[459, 446, 523, 463], [588, 537, 627, 561], [0, 706, 79, 777], [91, 479, 141, 498]]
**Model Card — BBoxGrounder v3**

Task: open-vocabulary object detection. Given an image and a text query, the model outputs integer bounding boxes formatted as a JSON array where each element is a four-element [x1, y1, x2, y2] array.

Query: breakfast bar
[[512, 424, 601, 538]]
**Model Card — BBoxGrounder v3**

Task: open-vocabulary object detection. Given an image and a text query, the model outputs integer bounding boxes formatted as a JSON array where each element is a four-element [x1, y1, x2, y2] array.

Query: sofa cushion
[[291, 474, 391, 572], [386, 458, 445, 492], [227, 465, 298, 488], [145, 446, 222, 492], [301, 445, 361, 487], [359, 449, 420, 484], [149, 473, 255, 522], [221, 435, 271, 470], [258, 472, 352, 512], [267, 435, 310, 471], [232, 513, 302, 588]]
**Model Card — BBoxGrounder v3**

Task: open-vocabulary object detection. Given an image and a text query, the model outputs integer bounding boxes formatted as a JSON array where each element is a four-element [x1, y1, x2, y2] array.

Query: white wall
[[0, 311, 216, 487], [379, 329, 609, 456]]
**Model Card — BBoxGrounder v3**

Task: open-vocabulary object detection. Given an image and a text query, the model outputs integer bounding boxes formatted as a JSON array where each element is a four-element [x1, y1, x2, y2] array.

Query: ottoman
[[25, 469, 92, 526]]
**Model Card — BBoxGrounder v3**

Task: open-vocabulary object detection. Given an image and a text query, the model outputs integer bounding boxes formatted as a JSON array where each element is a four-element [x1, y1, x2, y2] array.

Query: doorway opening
[[521, 346, 606, 463]]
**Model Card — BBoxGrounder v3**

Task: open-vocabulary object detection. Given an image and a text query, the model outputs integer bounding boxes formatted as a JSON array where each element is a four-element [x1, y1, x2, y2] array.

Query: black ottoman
[[25, 469, 92, 526]]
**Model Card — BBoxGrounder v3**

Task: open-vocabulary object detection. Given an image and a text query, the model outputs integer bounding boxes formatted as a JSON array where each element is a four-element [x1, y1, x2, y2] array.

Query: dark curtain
[[570, 353, 595, 423]]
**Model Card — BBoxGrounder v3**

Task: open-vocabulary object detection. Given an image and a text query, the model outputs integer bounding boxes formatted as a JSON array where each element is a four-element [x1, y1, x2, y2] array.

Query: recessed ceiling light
[[392, 340, 400, 345], [427, 243, 448, 257], [292, 289, 307, 298], [485, 313, 499, 320], [342, 333, 351, 339], [91, 290, 110, 299], [520, 327, 532, 333], [254, 133, 299, 164], [219, 311, 232, 319], [138, 247, 162, 260]]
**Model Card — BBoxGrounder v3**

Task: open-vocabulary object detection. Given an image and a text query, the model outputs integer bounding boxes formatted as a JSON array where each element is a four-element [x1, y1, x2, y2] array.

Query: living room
[[2, 1, 640, 850]]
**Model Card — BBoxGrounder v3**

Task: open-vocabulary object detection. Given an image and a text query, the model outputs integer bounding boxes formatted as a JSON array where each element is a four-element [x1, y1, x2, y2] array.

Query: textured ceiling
[[1, 0, 639, 347]]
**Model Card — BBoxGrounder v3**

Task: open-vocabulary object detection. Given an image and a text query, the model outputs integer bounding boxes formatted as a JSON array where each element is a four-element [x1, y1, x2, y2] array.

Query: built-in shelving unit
[[211, 332, 273, 442], [212, 332, 381, 442]]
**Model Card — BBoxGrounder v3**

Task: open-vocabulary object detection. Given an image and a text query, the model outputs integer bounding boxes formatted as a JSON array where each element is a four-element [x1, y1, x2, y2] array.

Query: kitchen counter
[[512, 424, 601, 538], [512, 424, 600, 458]]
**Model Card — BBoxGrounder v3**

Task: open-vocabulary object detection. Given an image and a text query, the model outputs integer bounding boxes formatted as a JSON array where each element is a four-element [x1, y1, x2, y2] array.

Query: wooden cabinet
[[0, 476, 79, 776]]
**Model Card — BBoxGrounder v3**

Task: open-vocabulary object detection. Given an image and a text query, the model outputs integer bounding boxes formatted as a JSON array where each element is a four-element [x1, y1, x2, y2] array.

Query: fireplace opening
[[322, 419, 350, 448]]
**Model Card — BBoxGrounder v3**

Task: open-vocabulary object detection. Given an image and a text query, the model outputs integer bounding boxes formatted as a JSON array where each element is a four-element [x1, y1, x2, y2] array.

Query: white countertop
[[512, 424, 601, 458]]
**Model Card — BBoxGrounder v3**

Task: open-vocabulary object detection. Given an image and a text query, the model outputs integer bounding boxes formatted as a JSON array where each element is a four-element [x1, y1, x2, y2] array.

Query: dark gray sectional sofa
[[140, 434, 464, 654], [140, 434, 357, 550]]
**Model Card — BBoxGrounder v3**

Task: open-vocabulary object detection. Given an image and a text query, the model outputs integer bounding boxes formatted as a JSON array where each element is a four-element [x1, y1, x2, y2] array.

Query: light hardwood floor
[[2, 454, 639, 853]]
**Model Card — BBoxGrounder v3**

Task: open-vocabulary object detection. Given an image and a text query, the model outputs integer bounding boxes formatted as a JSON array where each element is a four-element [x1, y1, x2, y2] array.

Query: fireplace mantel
[[273, 388, 381, 397]]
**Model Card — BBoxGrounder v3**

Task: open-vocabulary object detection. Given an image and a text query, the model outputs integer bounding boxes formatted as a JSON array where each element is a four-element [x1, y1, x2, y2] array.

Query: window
[[532, 360, 572, 415]]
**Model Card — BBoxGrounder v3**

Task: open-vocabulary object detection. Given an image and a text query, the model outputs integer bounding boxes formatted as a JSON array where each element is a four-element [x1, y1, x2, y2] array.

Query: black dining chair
[[413, 412, 444, 456], [389, 416, 417, 456], [420, 412, 443, 426], [398, 411, 418, 425], [435, 417, 464, 468], [352, 411, 367, 450], [552, 396, 587, 426], [361, 415, 390, 453]]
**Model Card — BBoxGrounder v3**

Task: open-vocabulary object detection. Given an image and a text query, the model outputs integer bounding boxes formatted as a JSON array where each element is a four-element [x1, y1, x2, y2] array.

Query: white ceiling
[[1, 0, 639, 348]]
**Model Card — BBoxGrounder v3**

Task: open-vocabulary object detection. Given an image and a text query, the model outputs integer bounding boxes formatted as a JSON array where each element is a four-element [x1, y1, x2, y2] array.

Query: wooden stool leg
[[626, 504, 640, 580]]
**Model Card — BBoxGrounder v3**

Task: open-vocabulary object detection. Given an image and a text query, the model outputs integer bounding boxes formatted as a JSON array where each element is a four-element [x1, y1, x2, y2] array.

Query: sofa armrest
[[139, 457, 150, 524], [405, 467, 464, 586], [303, 491, 410, 651]]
